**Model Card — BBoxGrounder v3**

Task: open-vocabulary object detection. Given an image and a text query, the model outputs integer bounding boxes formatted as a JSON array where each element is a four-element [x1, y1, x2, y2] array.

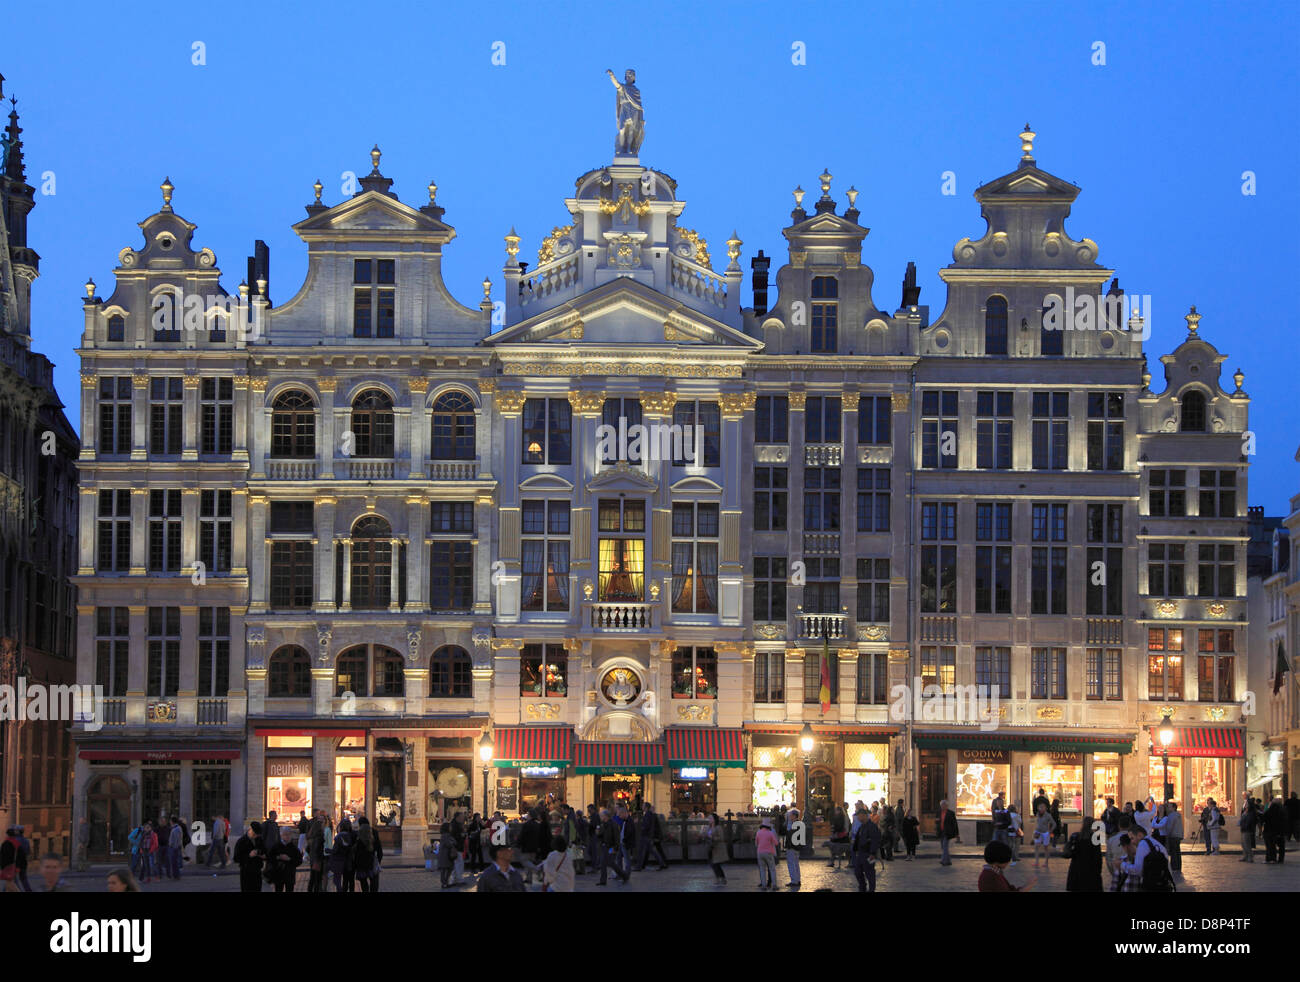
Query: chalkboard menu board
[[496, 778, 518, 812]]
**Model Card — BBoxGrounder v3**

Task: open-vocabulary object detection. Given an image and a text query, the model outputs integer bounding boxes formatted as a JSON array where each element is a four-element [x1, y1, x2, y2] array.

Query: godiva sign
[[957, 749, 1009, 764]]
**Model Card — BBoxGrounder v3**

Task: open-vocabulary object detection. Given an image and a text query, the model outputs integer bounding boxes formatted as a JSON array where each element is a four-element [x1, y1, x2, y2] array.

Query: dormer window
[[811, 276, 838, 353], [985, 295, 1008, 355], [353, 258, 396, 338], [107, 315, 125, 342], [1180, 390, 1207, 432]]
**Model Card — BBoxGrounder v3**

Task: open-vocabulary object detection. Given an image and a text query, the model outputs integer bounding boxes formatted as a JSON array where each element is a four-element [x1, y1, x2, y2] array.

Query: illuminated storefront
[[266, 757, 313, 819], [1028, 751, 1084, 815], [955, 749, 1010, 816], [575, 741, 665, 809], [745, 725, 899, 820], [1148, 725, 1244, 813], [664, 727, 744, 815], [843, 743, 890, 806], [671, 768, 716, 814], [1093, 752, 1123, 813], [491, 725, 575, 815]]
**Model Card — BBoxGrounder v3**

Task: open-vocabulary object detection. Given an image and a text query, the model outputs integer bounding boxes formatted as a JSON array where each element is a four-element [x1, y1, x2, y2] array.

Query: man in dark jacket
[[851, 807, 881, 892], [1287, 792, 1300, 842], [1239, 792, 1258, 862], [1101, 798, 1121, 837], [937, 800, 959, 866], [267, 827, 303, 892], [477, 844, 526, 892], [633, 802, 669, 871], [305, 812, 326, 892], [1065, 817, 1104, 891], [233, 822, 265, 892], [263, 810, 280, 858], [1263, 796, 1288, 864], [596, 807, 630, 885], [517, 810, 544, 884]]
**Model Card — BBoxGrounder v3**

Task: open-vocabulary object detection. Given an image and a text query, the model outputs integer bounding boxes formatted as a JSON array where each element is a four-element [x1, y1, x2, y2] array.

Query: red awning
[[573, 741, 665, 775], [79, 747, 241, 761], [492, 725, 574, 767], [665, 727, 746, 767], [1149, 726, 1244, 759]]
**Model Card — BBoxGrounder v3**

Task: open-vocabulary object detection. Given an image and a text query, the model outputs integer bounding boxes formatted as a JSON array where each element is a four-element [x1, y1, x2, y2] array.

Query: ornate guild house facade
[[73, 90, 1252, 854]]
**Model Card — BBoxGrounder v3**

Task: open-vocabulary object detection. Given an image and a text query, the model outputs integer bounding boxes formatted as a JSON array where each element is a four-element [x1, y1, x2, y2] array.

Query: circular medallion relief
[[601, 667, 642, 705]]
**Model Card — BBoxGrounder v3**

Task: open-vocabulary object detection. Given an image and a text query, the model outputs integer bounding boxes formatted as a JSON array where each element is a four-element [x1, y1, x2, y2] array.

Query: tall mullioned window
[[146, 606, 181, 698], [354, 258, 396, 338], [810, 276, 838, 353], [1086, 392, 1124, 471], [98, 377, 133, 456], [200, 377, 234, 455], [430, 391, 476, 460], [149, 377, 184, 456], [921, 391, 958, 469], [671, 502, 719, 613], [97, 489, 131, 572], [984, 295, 1008, 355], [522, 398, 573, 465], [1031, 392, 1069, 470], [521, 500, 570, 612], [975, 391, 1013, 470], [148, 489, 183, 573]]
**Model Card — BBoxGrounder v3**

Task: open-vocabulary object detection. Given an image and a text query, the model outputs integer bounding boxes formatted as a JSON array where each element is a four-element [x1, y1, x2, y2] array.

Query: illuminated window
[[1147, 627, 1184, 700], [520, 643, 567, 697]]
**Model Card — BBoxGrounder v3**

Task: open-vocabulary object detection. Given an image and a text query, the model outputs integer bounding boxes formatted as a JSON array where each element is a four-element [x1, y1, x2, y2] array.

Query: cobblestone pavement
[[59, 844, 1300, 893]]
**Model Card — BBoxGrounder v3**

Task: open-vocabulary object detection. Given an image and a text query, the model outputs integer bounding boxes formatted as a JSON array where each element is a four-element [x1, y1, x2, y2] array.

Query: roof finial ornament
[[1020, 123, 1036, 162], [819, 168, 833, 196], [1185, 304, 1201, 335], [369, 144, 382, 174], [726, 230, 742, 269], [505, 227, 521, 259], [312, 178, 323, 204], [84, 277, 96, 300], [160, 176, 174, 211], [427, 179, 437, 204], [846, 185, 859, 208], [1232, 367, 1245, 392], [792, 185, 805, 208]]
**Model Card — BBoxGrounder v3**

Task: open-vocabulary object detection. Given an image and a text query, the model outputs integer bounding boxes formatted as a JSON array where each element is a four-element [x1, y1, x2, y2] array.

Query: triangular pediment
[[485, 278, 761, 350], [976, 163, 1080, 201], [293, 190, 454, 240]]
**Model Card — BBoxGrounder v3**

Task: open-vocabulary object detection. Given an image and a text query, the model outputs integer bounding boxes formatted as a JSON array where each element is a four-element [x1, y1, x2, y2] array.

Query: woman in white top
[[541, 835, 575, 892]]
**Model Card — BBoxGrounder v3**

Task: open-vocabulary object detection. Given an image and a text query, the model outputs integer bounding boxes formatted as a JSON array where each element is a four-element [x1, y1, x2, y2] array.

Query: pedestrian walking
[[880, 805, 897, 862], [329, 817, 356, 892], [541, 835, 575, 892], [106, 868, 140, 892], [1205, 798, 1222, 854], [437, 822, 461, 889], [477, 844, 526, 892], [633, 801, 669, 870], [1287, 792, 1300, 842], [1031, 801, 1056, 869], [784, 807, 803, 887], [354, 816, 378, 892], [14, 828, 32, 892], [706, 812, 727, 885], [1154, 801, 1183, 872], [901, 807, 920, 860], [1198, 800, 1214, 853], [990, 792, 1010, 847], [305, 811, 325, 892], [208, 814, 229, 868], [233, 822, 266, 893], [167, 817, 184, 879], [755, 818, 778, 890], [1007, 804, 1023, 864], [596, 807, 630, 885], [263, 810, 280, 858], [1065, 817, 1103, 892], [850, 806, 881, 892], [937, 799, 959, 866], [979, 840, 1034, 892], [1264, 796, 1288, 863], [827, 805, 850, 869]]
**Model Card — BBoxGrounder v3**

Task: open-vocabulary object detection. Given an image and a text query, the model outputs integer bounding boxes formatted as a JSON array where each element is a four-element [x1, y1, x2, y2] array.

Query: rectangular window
[[270, 541, 314, 609], [353, 258, 396, 338], [97, 377, 134, 456], [673, 646, 718, 700], [1147, 543, 1185, 597], [197, 607, 230, 697], [429, 542, 473, 611], [856, 651, 889, 706], [855, 558, 890, 623], [856, 395, 892, 446], [1086, 391, 1124, 471], [1086, 648, 1124, 701], [520, 643, 567, 697], [804, 397, 842, 445], [810, 276, 838, 353], [921, 390, 959, 469], [430, 501, 475, 533], [755, 396, 788, 444], [1031, 546, 1069, 615], [198, 490, 232, 574], [672, 400, 721, 467], [1198, 470, 1237, 518], [95, 607, 130, 697], [803, 468, 841, 532], [269, 501, 313, 534], [803, 558, 841, 614], [975, 544, 1013, 614], [599, 397, 644, 463], [976, 502, 1013, 542], [753, 557, 788, 623], [803, 648, 838, 704], [200, 377, 233, 455], [97, 489, 132, 572], [1148, 469, 1186, 517], [521, 500, 570, 612], [1147, 628, 1185, 701], [149, 377, 184, 456], [753, 467, 788, 531], [920, 645, 956, 695], [1031, 392, 1069, 470], [1031, 647, 1067, 699], [975, 391, 1014, 470], [856, 468, 890, 533], [975, 646, 1012, 699], [148, 489, 183, 572], [598, 499, 646, 602], [1194, 629, 1235, 702], [754, 650, 785, 704], [146, 606, 181, 698], [521, 398, 573, 465], [1197, 544, 1236, 598], [920, 545, 957, 613], [1086, 546, 1124, 615]]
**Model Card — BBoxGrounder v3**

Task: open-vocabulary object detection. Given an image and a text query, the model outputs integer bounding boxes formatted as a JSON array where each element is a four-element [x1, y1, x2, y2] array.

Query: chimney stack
[[247, 240, 270, 304], [751, 250, 770, 316]]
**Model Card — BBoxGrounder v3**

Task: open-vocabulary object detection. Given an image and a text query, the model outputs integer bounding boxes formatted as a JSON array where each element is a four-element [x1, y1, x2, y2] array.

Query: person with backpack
[[1065, 816, 1104, 892], [1121, 823, 1175, 892]]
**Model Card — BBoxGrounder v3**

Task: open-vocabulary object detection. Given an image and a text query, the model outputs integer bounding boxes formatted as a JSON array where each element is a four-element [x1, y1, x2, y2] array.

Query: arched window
[[351, 389, 395, 458], [107, 314, 125, 342], [268, 645, 312, 697], [271, 391, 316, 458], [985, 296, 1008, 355], [373, 647, 405, 697], [335, 647, 369, 697], [351, 516, 392, 610], [431, 391, 476, 460], [1180, 391, 1207, 432], [430, 645, 472, 698]]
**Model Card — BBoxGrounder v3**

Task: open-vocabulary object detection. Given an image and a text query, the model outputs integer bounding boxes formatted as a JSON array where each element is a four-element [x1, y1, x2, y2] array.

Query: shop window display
[[266, 758, 313, 819], [844, 743, 889, 806], [1148, 757, 1182, 807], [1028, 753, 1084, 814], [955, 750, 1009, 815], [1189, 758, 1233, 814], [1093, 752, 1122, 814]]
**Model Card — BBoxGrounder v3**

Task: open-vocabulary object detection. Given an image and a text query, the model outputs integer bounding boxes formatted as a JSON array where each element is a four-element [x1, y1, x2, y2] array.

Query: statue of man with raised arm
[[606, 68, 644, 156]]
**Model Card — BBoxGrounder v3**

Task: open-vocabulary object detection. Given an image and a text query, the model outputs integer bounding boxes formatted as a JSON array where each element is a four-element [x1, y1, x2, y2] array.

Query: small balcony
[[100, 698, 127, 726], [805, 444, 843, 467], [197, 698, 228, 725], [426, 459, 478, 481], [803, 532, 841, 556], [336, 458, 396, 480], [590, 602, 654, 631], [920, 616, 958, 642], [798, 613, 847, 640], [265, 458, 316, 480]]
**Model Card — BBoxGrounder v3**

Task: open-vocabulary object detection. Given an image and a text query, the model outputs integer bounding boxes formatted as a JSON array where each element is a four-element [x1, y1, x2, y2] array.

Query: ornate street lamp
[[1158, 713, 1175, 806], [799, 723, 815, 859], [478, 731, 494, 817]]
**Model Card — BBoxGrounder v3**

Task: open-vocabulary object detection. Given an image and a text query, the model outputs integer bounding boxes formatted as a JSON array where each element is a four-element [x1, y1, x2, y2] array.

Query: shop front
[[76, 742, 243, 861], [491, 725, 574, 816], [1148, 725, 1244, 815], [665, 727, 745, 816], [1028, 751, 1085, 817], [574, 740, 665, 811]]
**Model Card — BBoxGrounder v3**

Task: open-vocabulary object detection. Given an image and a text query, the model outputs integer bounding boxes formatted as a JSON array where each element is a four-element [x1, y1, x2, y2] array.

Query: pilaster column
[[239, 376, 260, 472], [389, 538, 402, 611], [230, 489, 249, 576], [475, 379, 495, 480], [181, 488, 201, 573], [717, 391, 753, 626], [842, 389, 860, 468], [248, 495, 269, 610], [131, 372, 149, 460], [314, 496, 337, 611], [474, 492, 495, 615], [182, 372, 201, 460], [406, 495, 428, 612], [318, 378, 338, 479], [79, 372, 98, 459], [493, 389, 527, 620], [78, 487, 97, 574], [641, 391, 677, 609], [340, 538, 353, 610], [130, 488, 150, 575], [407, 379, 428, 478]]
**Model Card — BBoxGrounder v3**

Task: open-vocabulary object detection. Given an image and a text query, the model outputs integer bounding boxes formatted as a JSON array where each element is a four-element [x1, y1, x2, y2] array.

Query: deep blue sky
[[4, 1, 1297, 509]]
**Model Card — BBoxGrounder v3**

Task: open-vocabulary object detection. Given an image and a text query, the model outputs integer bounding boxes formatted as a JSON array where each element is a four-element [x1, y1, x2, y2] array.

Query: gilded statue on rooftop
[[606, 68, 644, 156]]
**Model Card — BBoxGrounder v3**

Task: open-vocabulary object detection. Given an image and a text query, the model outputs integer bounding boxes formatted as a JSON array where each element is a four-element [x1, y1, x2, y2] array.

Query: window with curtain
[[802, 649, 838, 704], [522, 500, 570, 612], [600, 397, 644, 463], [754, 650, 785, 704], [672, 400, 720, 467], [522, 398, 572, 465], [671, 502, 719, 613], [598, 499, 645, 602], [1147, 628, 1185, 700]]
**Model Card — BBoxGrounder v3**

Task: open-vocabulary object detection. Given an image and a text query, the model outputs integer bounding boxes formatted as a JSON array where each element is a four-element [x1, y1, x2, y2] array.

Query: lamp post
[[478, 731, 493, 818], [799, 722, 815, 859], [1158, 713, 1175, 807]]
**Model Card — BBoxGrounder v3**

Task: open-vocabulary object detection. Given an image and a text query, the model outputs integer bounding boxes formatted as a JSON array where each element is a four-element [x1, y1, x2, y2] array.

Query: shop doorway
[[595, 774, 644, 811], [919, 750, 946, 821], [86, 775, 132, 860], [807, 769, 834, 826]]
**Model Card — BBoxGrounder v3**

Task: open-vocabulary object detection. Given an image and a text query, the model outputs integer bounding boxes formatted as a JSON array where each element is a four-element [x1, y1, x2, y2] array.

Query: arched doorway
[[87, 775, 133, 860]]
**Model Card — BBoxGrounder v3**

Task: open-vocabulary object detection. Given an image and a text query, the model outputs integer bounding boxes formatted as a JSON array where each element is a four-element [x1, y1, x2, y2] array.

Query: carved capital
[[787, 392, 807, 411], [494, 390, 528, 414], [841, 391, 860, 410], [231, 375, 250, 389], [568, 390, 606, 415], [316, 378, 339, 393], [80, 372, 97, 386], [718, 391, 755, 416], [891, 391, 910, 413], [183, 373, 202, 389], [132, 373, 150, 388], [640, 391, 678, 415], [407, 378, 430, 394], [249, 377, 268, 391]]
